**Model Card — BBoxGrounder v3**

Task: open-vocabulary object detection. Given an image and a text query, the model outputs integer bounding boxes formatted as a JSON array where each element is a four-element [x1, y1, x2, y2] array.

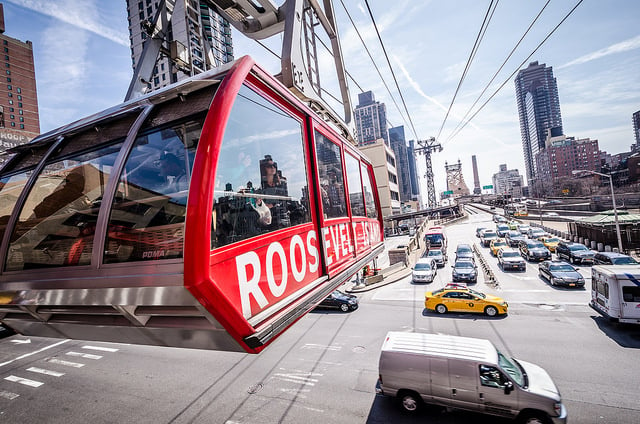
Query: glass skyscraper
[[514, 61, 563, 183]]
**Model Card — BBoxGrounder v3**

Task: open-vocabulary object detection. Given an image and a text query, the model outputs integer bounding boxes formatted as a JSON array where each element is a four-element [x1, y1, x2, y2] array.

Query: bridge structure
[[445, 159, 470, 198]]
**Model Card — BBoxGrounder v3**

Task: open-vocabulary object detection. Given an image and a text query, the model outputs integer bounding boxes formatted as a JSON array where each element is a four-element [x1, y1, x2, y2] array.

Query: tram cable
[[435, 0, 499, 142], [444, 0, 585, 142], [443, 0, 552, 145]]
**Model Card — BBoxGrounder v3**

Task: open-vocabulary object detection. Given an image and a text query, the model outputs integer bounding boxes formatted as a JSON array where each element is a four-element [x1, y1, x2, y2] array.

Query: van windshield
[[498, 351, 526, 387]]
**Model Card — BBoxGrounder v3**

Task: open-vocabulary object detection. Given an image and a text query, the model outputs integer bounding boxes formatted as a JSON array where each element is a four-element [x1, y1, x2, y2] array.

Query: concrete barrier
[[597, 242, 603, 251], [605, 245, 611, 252]]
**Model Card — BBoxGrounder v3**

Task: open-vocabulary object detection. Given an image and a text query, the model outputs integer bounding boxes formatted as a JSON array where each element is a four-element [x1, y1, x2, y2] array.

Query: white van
[[377, 332, 567, 423], [591, 265, 640, 324]]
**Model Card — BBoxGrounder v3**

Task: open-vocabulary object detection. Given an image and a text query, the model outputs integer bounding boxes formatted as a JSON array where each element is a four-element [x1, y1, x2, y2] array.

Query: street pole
[[607, 175, 624, 253]]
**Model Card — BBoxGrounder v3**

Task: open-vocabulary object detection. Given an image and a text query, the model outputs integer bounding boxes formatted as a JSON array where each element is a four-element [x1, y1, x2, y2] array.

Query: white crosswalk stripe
[[46, 358, 85, 368], [66, 351, 102, 360], [26, 367, 65, 377], [82, 345, 119, 353], [0, 390, 20, 400], [5, 375, 44, 388]]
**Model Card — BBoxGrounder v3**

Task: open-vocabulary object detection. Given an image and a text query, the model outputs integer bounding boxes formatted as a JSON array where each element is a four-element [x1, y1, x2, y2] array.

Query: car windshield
[[570, 245, 588, 251], [612, 257, 639, 265], [544, 238, 559, 243], [498, 351, 525, 387], [483, 232, 497, 237], [529, 242, 545, 248], [507, 231, 520, 237], [502, 251, 520, 258], [457, 248, 471, 254], [549, 264, 575, 272], [427, 250, 441, 257], [455, 261, 474, 268], [497, 225, 508, 230], [426, 234, 444, 244], [415, 262, 432, 270], [494, 241, 507, 246]]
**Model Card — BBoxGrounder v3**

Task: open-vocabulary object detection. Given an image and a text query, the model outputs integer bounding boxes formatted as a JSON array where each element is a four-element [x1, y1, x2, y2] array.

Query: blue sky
[[4, 0, 640, 198]]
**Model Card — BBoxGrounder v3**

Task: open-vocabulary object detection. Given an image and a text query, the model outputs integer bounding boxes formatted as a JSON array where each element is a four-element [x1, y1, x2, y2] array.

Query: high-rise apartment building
[[126, 0, 233, 92], [406, 139, 421, 202], [354, 91, 388, 146], [515, 61, 563, 183], [389, 126, 411, 203], [632, 110, 640, 153], [0, 4, 40, 167], [535, 135, 600, 182]]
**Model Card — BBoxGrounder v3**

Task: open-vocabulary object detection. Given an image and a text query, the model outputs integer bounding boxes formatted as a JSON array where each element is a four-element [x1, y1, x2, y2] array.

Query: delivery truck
[[590, 265, 640, 324], [377, 332, 567, 423]]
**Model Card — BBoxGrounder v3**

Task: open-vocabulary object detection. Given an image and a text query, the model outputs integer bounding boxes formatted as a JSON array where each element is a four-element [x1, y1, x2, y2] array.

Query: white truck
[[377, 332, 567, 423], [591, 265, 640, 324]]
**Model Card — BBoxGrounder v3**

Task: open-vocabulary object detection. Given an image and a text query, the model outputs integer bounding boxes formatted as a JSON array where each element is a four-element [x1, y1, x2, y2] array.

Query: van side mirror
[[504, 381, 514, 395]]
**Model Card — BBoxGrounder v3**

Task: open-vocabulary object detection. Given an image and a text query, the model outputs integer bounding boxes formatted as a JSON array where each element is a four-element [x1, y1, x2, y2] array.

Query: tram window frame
[[4, 141, 125, 271], [211, 83, 311, 249], [344, 153, 365, 217], [360, 162, 378, 219], [314, 129, 347, 221]]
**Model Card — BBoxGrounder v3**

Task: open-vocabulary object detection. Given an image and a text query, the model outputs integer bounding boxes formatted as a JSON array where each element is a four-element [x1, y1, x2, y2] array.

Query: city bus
[[0, 56, 384, 353]]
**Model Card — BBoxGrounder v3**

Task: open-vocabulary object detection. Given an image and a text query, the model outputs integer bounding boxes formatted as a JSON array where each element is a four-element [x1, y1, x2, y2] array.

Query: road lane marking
[[46, 358, 85, 368], [300, 343, 341, 351], [82, 345, 119, 352], [5, 375, 44, 388], [66, 351, 102, 360], [0, 390, 20, 400], [26, 367, 65, 377], [0, 339, 70, 368]]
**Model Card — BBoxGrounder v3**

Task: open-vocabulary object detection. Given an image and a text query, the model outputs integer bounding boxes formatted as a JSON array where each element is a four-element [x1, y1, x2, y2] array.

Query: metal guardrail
[[473, 243, 498, 288]]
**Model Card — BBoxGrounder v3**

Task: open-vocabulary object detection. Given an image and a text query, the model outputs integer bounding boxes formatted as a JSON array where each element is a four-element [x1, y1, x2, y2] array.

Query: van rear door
[[620, 276, 640, 323]]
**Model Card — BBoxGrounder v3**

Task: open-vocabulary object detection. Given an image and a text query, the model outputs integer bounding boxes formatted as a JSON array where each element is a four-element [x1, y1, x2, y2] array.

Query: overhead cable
[[447, 0, 585, 141]]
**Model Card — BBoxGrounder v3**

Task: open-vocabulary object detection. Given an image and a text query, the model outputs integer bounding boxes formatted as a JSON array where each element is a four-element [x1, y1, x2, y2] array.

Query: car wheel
[[518, 411, 552, 424], [339, 303, 349, 312], [435, 304, 447, 314], [550, 277, 556, 286], [485, 306, 498, 317], [399, 391, 422, 413]]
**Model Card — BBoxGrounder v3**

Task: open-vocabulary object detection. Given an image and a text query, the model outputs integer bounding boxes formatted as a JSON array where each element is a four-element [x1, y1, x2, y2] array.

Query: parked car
[[455, 244, 474, 262], [518, 239, 552, 262], [412, 258, 436, 283], [489, 238, 508, 256], [492, 214, 503, 223], [527, 228, 547, 239], [452, 259, 478, 283], [538, 236, 561, 252], [496, 224, 510, 237], [424, 248, 446, 267], [424, 286, 508, 316], [475, 227, 487, 237], [505, 230, 526, 247], [593, 252, 639, 265], [317, 290, 358, 312], [480, 230, 499, 247], [497, 248, 526, 271], [538, 260, 585, 288], [556, 241, 595, 265], [517, 224, 532, 235]]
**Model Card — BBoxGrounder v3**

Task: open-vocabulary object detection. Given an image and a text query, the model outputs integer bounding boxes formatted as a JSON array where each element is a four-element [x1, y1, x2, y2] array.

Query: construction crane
[[414, 137, 442, 209]]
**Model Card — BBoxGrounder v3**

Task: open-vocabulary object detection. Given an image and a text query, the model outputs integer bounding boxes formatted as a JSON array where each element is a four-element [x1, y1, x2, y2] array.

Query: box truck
[[377, 332, 567, 423], [591, 265, 640, 324]]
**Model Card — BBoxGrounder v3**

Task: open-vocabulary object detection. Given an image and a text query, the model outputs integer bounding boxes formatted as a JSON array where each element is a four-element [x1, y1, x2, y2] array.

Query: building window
[[3, 47, 8, 53], [19, 117, 23, 122], [7, 84, 11, 90], [10, 122, 15, 127], [2, 40, 6, 45], [5, 70, 9, 75], [18, 102, 21, 108], [20, 124, 24, 129], [6, 77, 10, 83], [8, 100, 12, 104], [19, 110, 23, 115], [16, 88, 21, 93]]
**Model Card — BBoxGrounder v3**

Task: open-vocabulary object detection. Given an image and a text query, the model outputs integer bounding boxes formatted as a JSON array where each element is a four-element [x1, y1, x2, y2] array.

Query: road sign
[[443, 190, 453, 195], [482, 185, 493, 189]]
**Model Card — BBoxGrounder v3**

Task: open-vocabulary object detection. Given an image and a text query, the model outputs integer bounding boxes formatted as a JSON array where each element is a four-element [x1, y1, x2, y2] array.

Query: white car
[[412, 258, 436, 283]]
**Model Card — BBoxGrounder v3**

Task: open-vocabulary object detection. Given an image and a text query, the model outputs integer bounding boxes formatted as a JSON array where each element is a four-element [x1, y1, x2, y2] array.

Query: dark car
[[556, 242, 595, 265], [518, 240, 552, 262], [538, 260, 585, 288], [495, 224, 510, 237], [480, 230, 499, 247], [452, 259, 478, 283], [455, 244, 474, 262], [476, 227, 488, 238], [497, 248, 526, 271], [317, 290, 358, 312], [593, 252, 639, 265], [505, 230, 526, 247]]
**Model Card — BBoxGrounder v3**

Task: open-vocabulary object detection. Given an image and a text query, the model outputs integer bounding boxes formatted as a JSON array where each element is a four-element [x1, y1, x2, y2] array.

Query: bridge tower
[[445, 159, 470, 198], [414, 137, 442, 209]]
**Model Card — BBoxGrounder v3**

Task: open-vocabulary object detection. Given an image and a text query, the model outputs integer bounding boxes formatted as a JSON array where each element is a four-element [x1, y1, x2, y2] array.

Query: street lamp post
[[573, 170, 623, 252]]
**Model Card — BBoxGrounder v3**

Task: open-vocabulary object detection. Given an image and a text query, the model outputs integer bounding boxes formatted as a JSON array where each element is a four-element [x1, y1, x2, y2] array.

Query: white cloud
[[7, 0, 129, 46], [558, 35, 640, 69]]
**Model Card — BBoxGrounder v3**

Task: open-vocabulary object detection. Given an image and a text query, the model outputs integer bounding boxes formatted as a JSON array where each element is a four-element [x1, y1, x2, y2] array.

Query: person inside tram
[[256, 155, 289, 229], [321, 167, 345, 218], [157, 152, 188, 194]]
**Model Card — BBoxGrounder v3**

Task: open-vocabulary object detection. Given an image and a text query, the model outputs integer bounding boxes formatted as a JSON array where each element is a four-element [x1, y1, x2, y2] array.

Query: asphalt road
[[0, 210, 638, 424]]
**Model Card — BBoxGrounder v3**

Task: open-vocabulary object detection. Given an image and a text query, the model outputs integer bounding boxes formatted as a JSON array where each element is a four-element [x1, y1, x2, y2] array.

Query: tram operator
[[256, 155, 289, 229], [157, 152, 189, 194]]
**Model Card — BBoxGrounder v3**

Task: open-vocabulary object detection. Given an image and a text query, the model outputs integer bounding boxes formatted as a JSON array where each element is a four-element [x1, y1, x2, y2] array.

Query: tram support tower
[[445, 159, 470, 198], [414, 137, 442, 209]]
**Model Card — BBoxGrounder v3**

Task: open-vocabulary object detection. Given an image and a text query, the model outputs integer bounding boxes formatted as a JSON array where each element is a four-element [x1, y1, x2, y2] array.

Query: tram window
[[212, 85, 310, 248], [104, 117, 203, 263], [5, 142, 123, 271], [315, 130, 346, 219], [361, 163, 378, 219], [345, 154, 365, 217], [622, 286, 640, 302], [0, 171, 32, 247]]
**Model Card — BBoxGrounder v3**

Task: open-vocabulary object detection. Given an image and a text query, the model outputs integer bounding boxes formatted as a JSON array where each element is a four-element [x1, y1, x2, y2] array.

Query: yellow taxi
[[489, 238, 508, 256], [538, 236, 561, 252], [424, 284, 508, 317]]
